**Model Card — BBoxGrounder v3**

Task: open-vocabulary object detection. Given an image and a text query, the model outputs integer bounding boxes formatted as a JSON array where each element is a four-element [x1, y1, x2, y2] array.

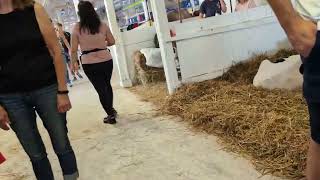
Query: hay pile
[[133, 51, 166, 85], [130, 82, 168, 107], [163, 81, 308, 179], [132, 49, 308, 179], [220, 49, 297, 84]]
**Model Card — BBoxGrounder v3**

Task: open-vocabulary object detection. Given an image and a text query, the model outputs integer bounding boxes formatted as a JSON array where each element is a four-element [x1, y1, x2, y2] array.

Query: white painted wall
[[170, 6, 290, 83], [73, 0, 79, 11]]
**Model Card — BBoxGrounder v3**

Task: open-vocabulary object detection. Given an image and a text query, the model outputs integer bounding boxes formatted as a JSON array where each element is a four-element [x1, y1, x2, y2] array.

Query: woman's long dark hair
[[78, 1, 101, 34]]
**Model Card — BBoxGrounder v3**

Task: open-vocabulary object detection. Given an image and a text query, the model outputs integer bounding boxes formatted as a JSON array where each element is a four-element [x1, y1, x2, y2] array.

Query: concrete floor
[[0, 70, 282, 180]]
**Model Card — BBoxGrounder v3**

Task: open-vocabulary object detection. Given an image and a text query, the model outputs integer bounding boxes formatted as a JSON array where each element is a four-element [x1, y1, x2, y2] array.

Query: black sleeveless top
[[0, 5, 57, 94]]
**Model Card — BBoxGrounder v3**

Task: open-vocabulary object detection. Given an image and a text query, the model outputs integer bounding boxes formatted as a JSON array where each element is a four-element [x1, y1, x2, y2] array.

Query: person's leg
[[64, 52, 77, 82], [76, 71, 83, 79], [72, 66, 83, 79], [101, 60, 117, 124], [66, 66, 72, 86], [83, 61, 115, 116], [70, 66, 77, 81], [303, 31, 320, 180], [63, 53, 72, 86], [72, 59, 83, 79], [103, 60, 114, 114], [32, 84, 78, 180], [306, 101, 320, 180], [0, 94, 54, 180]]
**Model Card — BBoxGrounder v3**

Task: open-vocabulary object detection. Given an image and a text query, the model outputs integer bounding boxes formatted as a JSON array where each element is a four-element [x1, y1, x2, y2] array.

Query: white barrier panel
[[171, 6, 290, 83], [122, 25, 156, 80]]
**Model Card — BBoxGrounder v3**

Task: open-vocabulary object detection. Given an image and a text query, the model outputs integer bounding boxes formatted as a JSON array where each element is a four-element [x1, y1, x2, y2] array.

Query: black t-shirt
[[200, 0, 221, 17]]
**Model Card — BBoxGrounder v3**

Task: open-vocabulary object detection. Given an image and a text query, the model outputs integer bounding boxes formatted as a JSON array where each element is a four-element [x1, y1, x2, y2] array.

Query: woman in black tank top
[[0, 1, 78, 179]]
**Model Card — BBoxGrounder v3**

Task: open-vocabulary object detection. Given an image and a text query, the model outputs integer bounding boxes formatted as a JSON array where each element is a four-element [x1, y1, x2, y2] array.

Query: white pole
[[56, 9, 63, 23], [142, 0, 149, 22], [104, 0, 133, 87], [73, 0, 79, 12], [150, 0, 180, 94], [199, 0, 205, 5]]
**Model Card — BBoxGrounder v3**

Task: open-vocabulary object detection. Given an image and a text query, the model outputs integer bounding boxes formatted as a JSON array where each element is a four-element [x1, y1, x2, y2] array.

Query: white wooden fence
[[104, 0, 289, 94]]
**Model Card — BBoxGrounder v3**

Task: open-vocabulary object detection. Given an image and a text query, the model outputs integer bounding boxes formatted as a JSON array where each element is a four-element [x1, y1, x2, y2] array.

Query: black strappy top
[[0, 5, 57, 93]]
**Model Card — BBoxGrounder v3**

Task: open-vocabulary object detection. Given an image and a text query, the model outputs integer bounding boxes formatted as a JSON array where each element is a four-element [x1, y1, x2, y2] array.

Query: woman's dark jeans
[[0, 84, 78, 180], [83, 60, 114, 115]]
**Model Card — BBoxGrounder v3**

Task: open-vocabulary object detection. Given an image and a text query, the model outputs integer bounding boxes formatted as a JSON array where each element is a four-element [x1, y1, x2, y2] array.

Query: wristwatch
[[57, 90, 69, 95]]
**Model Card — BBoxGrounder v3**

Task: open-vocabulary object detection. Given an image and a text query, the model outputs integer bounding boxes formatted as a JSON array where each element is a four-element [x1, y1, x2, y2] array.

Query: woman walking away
[[71, 1, 117, 124], [0, 1, 78, 180]]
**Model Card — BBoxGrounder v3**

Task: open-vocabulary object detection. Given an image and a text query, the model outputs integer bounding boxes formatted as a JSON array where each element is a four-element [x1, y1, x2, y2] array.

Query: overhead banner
[[123, 0, 145, 10]]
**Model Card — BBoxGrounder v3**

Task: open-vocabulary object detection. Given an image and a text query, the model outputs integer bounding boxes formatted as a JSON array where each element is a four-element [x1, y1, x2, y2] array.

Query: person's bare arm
[[105, 25, 115, 46], [70, 25, 80, 71], [267, 0, 317, 57], [267, 0, 297, 27], [34, 3, 71, 113], [35, 4, 67, 91], [220, 0, 227, 13]]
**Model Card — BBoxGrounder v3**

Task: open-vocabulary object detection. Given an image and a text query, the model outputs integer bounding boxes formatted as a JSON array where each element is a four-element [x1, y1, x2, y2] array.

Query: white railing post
[[104, 0, 133, 87], [72, 0, 79, 12], [142, 0, 149, 21], [150, 0, 180, 94]]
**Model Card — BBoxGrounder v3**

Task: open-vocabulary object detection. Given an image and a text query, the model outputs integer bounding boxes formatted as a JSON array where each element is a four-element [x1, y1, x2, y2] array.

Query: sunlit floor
[[0, 69, 282, 180]]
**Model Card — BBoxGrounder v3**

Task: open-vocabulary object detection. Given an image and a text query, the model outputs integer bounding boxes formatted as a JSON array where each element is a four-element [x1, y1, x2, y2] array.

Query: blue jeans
[[0, 84, 78, 180], [303, 31, 320, 144], [303, 32, 320, 102], [307, 101, 320, 144]]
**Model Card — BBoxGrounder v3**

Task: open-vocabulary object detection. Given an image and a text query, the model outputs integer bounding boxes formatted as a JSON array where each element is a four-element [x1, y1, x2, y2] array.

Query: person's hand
[[72, 61, 79, 73], [219, 0, 227, 13], [286, 16, 317, 57], [58, 29, 64, 37], [57, 94, 72, 113], [0, 106, 10, 131]]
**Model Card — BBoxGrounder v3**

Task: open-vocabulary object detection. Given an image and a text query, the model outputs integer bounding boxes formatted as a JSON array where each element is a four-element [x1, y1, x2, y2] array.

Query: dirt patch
[[0, 174, 29, 180], [130, 82, 168, 108]]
